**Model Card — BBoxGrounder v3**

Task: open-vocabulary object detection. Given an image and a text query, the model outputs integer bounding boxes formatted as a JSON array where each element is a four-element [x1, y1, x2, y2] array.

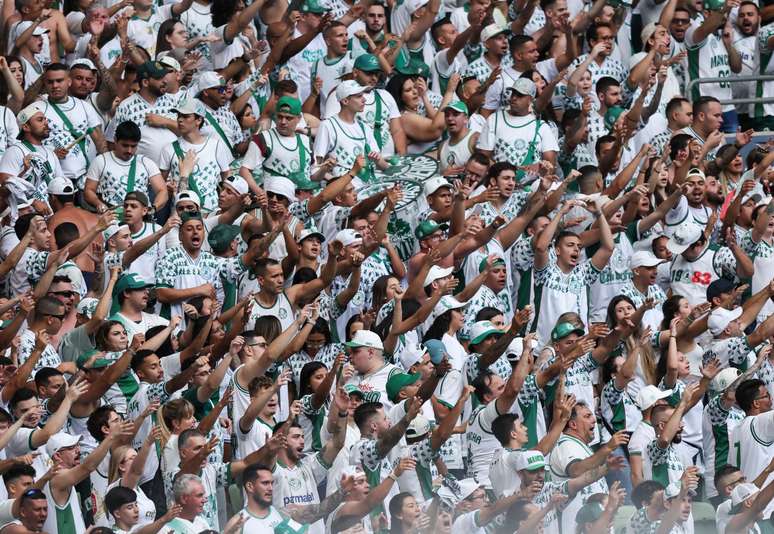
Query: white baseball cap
[[197, 71, 225, 92], [667, 222, 703, 255], [345, 329, 384, 350], [48, 177, 75, 196], [514, 450, 546, 471], [334, 228, 363, 247], [708, 306, 743, 336], [46, 432, 81, 456], [406, 414, 431, 438], [298, 229, 325, 243], [17, 101, 47, 127], [175, 98, 205, 117], [264, 176, 297, 202], [481, 23, 507, 42], [430, 295, 467, 324], [76, 297, 98, 319], [732, 483, 759, 507], [157, 53, 182, 72], [406, 0, 429, 12], [71, 58, 96, 71], [636, 385, 673, 410], [399, 342, 428, 370], [336, 80, 371, 101], [469, 320, 502, 345], [222, 175, 249, 195], [711, 367, 741, 392], [17, 21, 49, 37], [175, 190, 201, 208], [630, 250, 664, 269], [424, 176, 453, 196], [510, 77, 536, 98], [103, 223, 129, 242], [423, 265, 454, 287]]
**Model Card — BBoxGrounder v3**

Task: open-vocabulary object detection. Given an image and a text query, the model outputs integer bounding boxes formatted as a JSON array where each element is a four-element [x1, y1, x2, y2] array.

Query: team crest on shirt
[[365, 110, 375, 122], [279, 308, 288, 319], [289, 479, 302, 490]]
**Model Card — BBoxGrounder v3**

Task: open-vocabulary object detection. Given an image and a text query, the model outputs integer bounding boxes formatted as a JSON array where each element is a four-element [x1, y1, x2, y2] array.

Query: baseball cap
[[71, 58, 97, 71], [469, 320, 502, 345], [481, 23, 507, 42], [399, 343, 428, 370], [46, 432, 81, 456], [687, 167, 707, 180], [345, 330, 384, 350], [510, 77, 536, 98], [415, 220, 449, 240], [76, 297, 98, 319], [175, 191, 201, 208], [505, 336, 538, 363], [343, 384, 364, 397], [17, 101, 46, 127], [423, 265, 453, 287], [124, 191, 150, 207], [742, 190, 763, 205], [174, 98, 205, 117], [336, 80, 371, 100], [386, 372, 421, 403], [708, 306, 743, 336], [223, 175, 249, 195], [667, 222, 703, 255], [443, 100, 469, 115], [630, 250, 664, 269], [334, 228, 363, 247], [157, 54, 181, 72], [424, 177, 453, 196], [264, 176, 297, 202], [604, 105, 626, 130], [704, 0, 725, 10], [17, 21, 48, 37], [406, 0, 429, 12], [707, 278, 736, 301], [515, 450, 546, 471], [406, 414, 431, 439], [197, 71, 225, 91], [48, 177, 75, 196], [137, 60, 169, 80], [711, 367, 741, 392], [208, 224, 241, 254], [424, 338, 447, 365], [298, 229, 325, 243], [551, 322, 584, 342], [640, 22, 658, 45], [113, 273, 151, 296], [479, 255, 505, 272], [731, 483, 759, 507], [300, 0, 326, 13], [636, 384, 673, 410], [353, 53, 382, 73], [576, 502, 604, 525], [430, 295, 467, 324], [276, 96, 302, 117], [103, 223, 129, 242]]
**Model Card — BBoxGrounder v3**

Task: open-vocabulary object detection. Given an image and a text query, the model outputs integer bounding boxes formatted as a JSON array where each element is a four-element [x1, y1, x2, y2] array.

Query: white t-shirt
[[478, 112, 559, 167], [42, 96, 102, 186], [86, 152, 161, 208]]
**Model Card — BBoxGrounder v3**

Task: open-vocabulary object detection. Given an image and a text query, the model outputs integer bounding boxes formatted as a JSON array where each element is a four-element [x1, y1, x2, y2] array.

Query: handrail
[[687, 75, 774, 106]]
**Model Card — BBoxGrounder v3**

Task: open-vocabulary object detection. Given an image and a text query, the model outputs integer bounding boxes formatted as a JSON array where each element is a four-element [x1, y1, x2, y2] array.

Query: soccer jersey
[[620, 280, 667, 333], [730, 410, 774, 484], [685, 22, 734, 110], [439, 130, 476, 172], [18, 328, 61, 374], [646, 439, 684, 487], [86, 152, 160, 208], [42, 96, 102, 187], [164, 515, 212, 534], [467, 401, 506, 486], [273, 454, 329, 534], [323, 89, 401, 154], [482, 61, 558, 111], [125, 4, 175, 58], [567, 54, 629, 85], [243, 129, 312, 184], [0, 141, 64, 204], [346, 363, 401, 409], [587, 232, 634, 322], [200, 100, 246, 151], [106, 92, 179, 162], [703, 394, 745, 498], [314, 115, 380, 179], [313, 53, 354, 112], [489, 447, 527, 498], [154, 245, 223, 321], [42, 485, 85, 534], [669, 244, 737, 305], [478, 112, 559, 168], [158, 135, 232, 213], [0, 106, 19, 160], [601, 380, 642, 434], [179, 2, 215, 69]]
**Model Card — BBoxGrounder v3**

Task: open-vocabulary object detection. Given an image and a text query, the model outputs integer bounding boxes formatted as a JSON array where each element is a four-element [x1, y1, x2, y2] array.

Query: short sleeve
[[550, 439, 588, 477], [241, 140, 263, 170], [85, 155, 106, 183], [313, 121, 334, 160], [751, 410, 774, 444], [483, 77, 503, 111], [214, 137, 233, 171], [477, 114, 496, 152], [143, 156, 161, 177], [356, 439, 382, 470], [684, 21, 704, 48], [538, 122, 559, 153], [382, 92, 401, 120], [714, 246, 737, 279], [155, 253, 175, 288], [158, 143, 174, 172]]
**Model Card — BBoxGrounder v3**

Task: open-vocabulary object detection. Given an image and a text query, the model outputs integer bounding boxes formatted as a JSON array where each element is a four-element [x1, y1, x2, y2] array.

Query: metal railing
[[686, 75, 774, 105]]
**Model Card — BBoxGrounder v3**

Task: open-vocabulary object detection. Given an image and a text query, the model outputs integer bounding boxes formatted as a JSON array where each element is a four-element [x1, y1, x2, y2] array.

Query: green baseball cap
[[469, 320, 503, 345], [181, 211, 203, 224], [293, 176, 322, 191], [703, 0, 724, 9], [344, 384, 364, 397], [415, 220, 449, 240], [395, 54, 430, 79], [300, 0, 326, 13], [354, 53, 382, 73], [604, 105, 625, 130], [76, 350, 113, 370], [276, 96, 302, 117], [444, 101, 469, 115], [551, 322, 585, 342], [137, 60, 169, 80], [208, 224, 241, 254], [478, 256, 505, 272], [386, 372, 421, 403], [113, 273, 151, 297]]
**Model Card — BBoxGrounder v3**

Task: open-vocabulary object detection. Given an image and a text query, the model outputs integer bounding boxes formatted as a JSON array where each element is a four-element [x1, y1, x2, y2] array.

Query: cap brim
[[632, 259, 665, 268], [525, 462, 546, 471], [666, 239, 691, 255], [470, 329, 503, 345], [300, 232, 326, 242]]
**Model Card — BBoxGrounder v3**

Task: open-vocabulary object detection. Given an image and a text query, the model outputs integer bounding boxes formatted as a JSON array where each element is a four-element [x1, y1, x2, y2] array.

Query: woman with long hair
[[103, 431, 159, 528], [606, 295, 659, 398], [297, 355, 343, 453], [658, 294, 711, 380], [388, 492, 425, 534]]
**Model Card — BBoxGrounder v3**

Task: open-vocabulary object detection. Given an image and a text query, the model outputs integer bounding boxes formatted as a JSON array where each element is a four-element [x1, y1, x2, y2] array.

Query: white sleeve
[[323, 96, 341, 119], [684, 21, 703, 48], [665, 195, 689, 226], [483, 77, 503, 111], [382, 92, 401, 120], [84, 100, 103, 129], [434, 49, 454, 76], [0, 145, 24, 176], [214, 138, 233, 171], [752, 411, 774, 443], [536, 58, 558, 82], [549, 440, 587, 477], [313, 121, 334, 160], [4, 110, 19, 142], [477, 114, 496, 151], [539, 122, 559, 153], [158, 143, 174, 172], [143, 156, 161, 177], [241, 140, 263, 170], [0, 499, 14, 526], [85, 155, 105, 182]]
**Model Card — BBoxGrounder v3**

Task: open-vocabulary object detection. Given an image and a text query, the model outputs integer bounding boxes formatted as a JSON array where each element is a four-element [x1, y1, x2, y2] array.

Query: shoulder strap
[[204, 111, 236, 156], [49, 100, 91, 167], [126, 156, 138, 194]]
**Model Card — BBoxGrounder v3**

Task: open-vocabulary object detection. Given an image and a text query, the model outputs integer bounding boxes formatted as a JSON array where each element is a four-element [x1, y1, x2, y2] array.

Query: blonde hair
[[108, 445, 133, 485], [158, 399, 195, 449]]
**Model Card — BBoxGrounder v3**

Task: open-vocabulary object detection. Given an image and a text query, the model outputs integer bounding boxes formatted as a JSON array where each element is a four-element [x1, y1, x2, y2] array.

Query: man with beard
[[196, 72, 247, 158], [731, 2, 760, 129], [68, 59, 115, 125], [41, 64, 107, 190], [155, 212, 222, 323], [646, 381, 701, 487], [0, 102, 64, 209], [665, 167, 714, 236], [650, 97, 693, 158], [108, 61, 178, 164], [349, 4, 395, 61], [112, 273, 168, 342]]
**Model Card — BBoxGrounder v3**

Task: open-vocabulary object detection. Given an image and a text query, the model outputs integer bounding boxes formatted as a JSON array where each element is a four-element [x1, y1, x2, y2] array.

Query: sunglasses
[[267, 192, 287, 200], [50, 290, 75, 297], [216, 86, 228, 94]]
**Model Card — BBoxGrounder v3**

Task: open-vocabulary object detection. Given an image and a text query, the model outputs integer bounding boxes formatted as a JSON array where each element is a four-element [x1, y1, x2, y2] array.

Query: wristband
[[388, 473, 398, 481]]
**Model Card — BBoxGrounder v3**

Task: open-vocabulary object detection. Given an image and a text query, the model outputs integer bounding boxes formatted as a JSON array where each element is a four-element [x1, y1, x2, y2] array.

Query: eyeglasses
[[50, 290, 75, 297], [672, 18, 690, 25]]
